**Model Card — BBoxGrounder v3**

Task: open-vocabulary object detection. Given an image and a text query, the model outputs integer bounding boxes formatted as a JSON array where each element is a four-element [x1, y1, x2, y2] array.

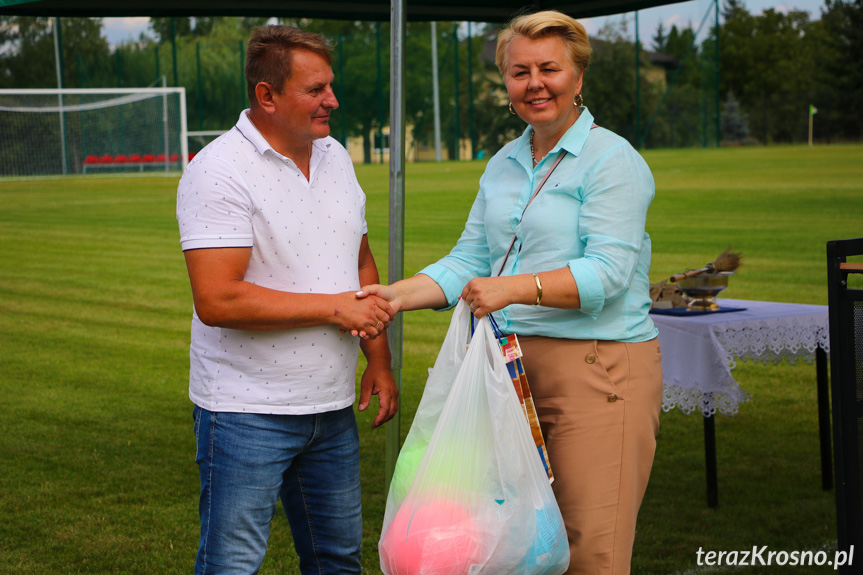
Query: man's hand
[[358, 356, 399, 428], [331, 290, 394, 339]]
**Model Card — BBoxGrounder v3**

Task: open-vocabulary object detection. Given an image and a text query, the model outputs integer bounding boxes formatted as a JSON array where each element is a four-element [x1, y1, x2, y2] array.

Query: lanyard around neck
[[496, 150, 568, 277]]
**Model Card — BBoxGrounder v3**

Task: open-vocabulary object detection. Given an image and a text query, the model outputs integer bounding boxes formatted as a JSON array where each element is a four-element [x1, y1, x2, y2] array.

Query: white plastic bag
[[379, 300, 570, 575]]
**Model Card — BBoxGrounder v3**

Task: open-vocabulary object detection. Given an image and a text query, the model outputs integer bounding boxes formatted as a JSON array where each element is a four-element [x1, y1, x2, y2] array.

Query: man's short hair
[[245, 25, 334, 106]]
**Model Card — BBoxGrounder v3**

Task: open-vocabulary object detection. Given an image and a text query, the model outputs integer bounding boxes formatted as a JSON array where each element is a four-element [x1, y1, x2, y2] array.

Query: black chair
[[827, 237, 863, 574]]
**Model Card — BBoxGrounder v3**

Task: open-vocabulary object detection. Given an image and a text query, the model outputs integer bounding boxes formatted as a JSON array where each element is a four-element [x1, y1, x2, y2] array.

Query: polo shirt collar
[[235, 108, 331, 171], [236, 109, 273, 157]]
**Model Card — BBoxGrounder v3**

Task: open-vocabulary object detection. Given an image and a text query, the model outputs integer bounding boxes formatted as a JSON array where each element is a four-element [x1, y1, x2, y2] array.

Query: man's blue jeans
[[193, 405, 363, 574]]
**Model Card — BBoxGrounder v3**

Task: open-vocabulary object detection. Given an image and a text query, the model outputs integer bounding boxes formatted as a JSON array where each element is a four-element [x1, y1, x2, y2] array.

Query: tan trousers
[[519, 336, 663, 575]]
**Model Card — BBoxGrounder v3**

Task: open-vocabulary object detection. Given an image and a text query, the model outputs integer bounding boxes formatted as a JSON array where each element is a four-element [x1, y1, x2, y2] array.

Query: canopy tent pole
[[714, 0, 720, 147], [635, 11, 641, 149], [53, 17, 67, 174], [431, 21, 442, 162], [385, 0, 406, 487]]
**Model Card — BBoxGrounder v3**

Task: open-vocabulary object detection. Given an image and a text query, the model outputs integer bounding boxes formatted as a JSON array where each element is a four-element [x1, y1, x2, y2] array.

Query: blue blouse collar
[[509, 106, 595, 169]]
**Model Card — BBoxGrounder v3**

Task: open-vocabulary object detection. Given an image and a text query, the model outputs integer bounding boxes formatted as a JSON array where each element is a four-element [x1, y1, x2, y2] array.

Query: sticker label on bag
[[499, 334, 523, 363]]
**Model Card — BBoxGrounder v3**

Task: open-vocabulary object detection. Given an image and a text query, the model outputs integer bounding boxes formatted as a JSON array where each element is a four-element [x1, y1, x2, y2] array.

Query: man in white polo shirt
[[176, 25, 397, 574]]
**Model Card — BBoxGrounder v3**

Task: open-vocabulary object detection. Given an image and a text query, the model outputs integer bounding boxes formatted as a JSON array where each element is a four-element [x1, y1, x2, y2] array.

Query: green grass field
[[1, 144, 861, 574]]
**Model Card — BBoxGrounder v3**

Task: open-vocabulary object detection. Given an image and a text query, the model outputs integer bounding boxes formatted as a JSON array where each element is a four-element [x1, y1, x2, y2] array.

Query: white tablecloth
[[651, 298, 829, 417]]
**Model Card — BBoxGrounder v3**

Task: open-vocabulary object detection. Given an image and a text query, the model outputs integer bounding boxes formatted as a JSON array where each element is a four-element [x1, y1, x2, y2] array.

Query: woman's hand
[[356, 275, 448, 317], [350, 284, 400, 338], [461, 275, 534, 318], [357, 284, 402, 315], [328, 290, 393, 340]]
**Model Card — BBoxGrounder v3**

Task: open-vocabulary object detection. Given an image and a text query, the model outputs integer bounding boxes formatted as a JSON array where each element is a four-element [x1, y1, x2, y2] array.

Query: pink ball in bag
[[380, 499, 484, 575]]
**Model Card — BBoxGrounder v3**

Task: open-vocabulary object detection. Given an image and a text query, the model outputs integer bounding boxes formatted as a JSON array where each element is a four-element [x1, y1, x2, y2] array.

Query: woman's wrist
[[532, 273, 543, 305], [512, 273, 542, 307]]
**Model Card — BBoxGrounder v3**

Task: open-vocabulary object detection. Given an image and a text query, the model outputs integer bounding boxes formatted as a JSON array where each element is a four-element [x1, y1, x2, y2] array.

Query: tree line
[[1, 1, 860, 163]]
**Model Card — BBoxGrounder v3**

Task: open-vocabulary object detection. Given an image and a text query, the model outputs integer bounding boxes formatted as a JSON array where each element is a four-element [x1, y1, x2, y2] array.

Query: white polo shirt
[[177, 110, 367, 415]]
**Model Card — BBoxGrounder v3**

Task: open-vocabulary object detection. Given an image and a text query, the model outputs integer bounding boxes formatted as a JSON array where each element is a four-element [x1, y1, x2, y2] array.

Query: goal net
[[0, 88, 188, 177]]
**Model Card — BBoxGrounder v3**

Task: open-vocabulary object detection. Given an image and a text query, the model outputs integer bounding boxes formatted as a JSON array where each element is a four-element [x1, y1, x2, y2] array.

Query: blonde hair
[[245, 25, 333, 105], [495, 10, 591, 76]]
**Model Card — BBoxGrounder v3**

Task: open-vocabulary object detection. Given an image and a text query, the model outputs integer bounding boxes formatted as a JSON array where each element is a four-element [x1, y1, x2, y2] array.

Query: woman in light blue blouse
[[360, 10, 662, 575]]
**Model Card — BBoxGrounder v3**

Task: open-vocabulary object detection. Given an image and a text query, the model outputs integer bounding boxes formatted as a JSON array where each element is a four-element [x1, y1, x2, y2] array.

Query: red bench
[[82, 153, 185, 173]]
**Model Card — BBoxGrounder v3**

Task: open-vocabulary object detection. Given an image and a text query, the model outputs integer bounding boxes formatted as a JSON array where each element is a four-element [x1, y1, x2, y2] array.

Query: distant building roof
[[648, 51, 679, 70]]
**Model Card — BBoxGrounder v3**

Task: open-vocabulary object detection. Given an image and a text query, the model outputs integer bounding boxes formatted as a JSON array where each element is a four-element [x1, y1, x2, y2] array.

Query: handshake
[[340, 274, 504, 338], [342, 274, 510, 338], [340, 284, 400, 340]]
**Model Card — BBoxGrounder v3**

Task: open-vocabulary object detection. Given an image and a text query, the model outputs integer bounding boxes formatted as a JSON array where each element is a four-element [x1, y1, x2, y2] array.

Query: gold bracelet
[[532, 273, 543, 305]]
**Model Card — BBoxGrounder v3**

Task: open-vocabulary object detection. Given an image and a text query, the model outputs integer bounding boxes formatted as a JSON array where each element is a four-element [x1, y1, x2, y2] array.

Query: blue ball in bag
[[525, 504, 568, 569]]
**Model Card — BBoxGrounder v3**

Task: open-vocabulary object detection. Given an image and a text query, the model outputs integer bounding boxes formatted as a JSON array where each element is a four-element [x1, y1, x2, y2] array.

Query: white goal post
[[0, 87, 188, 177]]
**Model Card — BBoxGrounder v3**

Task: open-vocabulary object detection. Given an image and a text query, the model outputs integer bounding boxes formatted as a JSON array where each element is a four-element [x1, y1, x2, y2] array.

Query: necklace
[[530, 132, 543, 165]]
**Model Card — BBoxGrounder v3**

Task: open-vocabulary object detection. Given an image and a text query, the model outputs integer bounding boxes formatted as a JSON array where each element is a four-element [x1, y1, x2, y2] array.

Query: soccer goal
[[0, 87, 188, 177]]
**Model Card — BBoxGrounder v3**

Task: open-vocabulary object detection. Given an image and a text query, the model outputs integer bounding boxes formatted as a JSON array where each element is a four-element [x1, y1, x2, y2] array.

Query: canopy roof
[[0, 0, 681, 22]]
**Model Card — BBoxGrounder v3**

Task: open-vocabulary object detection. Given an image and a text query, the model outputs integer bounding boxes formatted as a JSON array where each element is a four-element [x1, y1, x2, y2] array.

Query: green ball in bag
[[390, 443, 427, 503], [390, 440, 471, 504]]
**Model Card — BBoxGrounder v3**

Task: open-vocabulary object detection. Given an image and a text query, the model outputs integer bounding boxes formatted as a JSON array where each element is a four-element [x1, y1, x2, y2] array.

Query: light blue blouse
[[420, 107, 658, 343]]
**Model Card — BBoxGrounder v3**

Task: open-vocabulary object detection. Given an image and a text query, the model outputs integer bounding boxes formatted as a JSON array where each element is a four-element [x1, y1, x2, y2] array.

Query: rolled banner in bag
[[488, 316, 554, 483]]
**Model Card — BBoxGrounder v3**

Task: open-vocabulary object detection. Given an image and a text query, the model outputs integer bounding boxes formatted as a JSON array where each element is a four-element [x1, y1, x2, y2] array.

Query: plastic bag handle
[[469, 306, 506, 340]]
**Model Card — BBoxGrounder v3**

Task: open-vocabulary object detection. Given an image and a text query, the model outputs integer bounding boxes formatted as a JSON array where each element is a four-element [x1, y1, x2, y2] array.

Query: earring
[[509, 102, 516, 115], [574, 93, 584, 107]]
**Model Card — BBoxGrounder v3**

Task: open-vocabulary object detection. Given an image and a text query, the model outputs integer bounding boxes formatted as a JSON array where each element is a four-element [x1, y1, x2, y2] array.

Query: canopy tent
[[1, 0, 686, 480], [0, 0, 682, 22]]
